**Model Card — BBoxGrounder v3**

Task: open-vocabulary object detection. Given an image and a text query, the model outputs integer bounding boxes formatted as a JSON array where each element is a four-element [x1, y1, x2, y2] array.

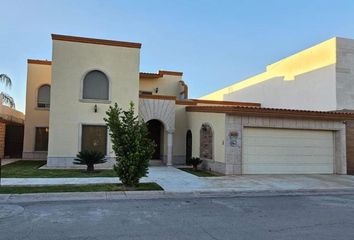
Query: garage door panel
[[244, 136, 333, 148], [244, 155, 333, 164], [243, 164, 334, 174], [242, 128, 334, 174], [245, 138, 333, 148], [244, 146, 334, 156]]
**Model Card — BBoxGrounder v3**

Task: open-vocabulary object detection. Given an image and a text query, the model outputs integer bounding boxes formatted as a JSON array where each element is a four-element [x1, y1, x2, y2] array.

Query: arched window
[[37, 85, 50, 108], [200, 123, 213, 159], [82, 70, 109, 100]]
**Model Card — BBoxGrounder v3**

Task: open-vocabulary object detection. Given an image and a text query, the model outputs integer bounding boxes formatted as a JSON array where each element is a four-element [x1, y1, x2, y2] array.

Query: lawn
[[178, 168, 220, 177], [1, 160, 116, 178], [0, 182, 163, 194]]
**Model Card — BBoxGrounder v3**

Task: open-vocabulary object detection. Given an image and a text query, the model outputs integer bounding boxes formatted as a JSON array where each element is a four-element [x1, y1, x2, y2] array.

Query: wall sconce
[[154, 87, 159, 93], [94, 104, 98, 113]]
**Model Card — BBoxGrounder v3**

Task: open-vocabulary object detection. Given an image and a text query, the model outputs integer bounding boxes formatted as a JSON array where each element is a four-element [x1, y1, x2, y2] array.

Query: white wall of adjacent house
[[224, 64, 337, 111], [47, 40, 140, 166], [201, 37, 351, 111]]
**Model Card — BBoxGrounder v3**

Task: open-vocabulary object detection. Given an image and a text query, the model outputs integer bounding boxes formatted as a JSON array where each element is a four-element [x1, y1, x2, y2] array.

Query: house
[[23, 34, 354, 175], [0, 105, 24, 159], [201, 37, 354, 174]]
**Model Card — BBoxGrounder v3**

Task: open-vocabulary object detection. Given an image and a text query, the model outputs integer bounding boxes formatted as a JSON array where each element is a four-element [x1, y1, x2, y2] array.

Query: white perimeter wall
[[224, 64, 337, 111]]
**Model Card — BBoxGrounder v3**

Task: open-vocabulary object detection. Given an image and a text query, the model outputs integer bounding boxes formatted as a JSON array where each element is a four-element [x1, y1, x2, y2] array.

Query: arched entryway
[[186, 130, 192, 165], [147, 119, 164, 161]]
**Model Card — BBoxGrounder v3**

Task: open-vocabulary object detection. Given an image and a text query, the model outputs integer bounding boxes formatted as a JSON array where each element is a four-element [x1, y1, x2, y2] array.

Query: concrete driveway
[[3, 166, 354, 193], [147, 167, 354, 193]]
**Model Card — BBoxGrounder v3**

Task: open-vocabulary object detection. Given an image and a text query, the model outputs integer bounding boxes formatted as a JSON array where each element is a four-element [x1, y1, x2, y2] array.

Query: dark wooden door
[[147, 120, 161, 159], [186, 130, 192, 164], [5, 124, 24, 158]]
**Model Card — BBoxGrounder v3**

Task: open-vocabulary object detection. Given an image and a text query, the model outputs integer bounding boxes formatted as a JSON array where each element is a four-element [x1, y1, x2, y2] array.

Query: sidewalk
[[2, 166, 354, 192], [1, 167, 354, 203]]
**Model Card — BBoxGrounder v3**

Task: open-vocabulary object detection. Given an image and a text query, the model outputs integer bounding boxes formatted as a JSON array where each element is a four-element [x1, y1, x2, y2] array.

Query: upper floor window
[[37, 85, 50, 108], [82, 70, 109, 100]]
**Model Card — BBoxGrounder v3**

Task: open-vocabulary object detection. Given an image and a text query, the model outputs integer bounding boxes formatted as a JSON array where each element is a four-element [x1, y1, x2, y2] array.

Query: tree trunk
[[193, 165, 198, 171], [87, 163, 94, 172]]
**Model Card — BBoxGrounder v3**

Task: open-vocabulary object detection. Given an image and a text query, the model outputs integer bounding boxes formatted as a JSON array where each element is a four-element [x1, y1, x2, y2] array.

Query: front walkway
[[2, 167, 354, 193], [1, 159, 21, 166]]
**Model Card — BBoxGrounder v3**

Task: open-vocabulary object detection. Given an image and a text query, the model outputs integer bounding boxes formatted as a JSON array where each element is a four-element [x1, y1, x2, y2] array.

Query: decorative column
[[167, 130, 174, 166]]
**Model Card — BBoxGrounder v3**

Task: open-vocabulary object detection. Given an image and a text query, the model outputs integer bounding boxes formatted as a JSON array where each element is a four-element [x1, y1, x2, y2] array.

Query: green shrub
[[73, 150, 107, 172], [190, 157, 203, 171], [104, 102, 155, 187]]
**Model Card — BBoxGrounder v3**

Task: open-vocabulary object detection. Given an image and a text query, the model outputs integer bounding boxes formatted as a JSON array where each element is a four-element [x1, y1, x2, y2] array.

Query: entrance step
[[149, 160, 164, 166]]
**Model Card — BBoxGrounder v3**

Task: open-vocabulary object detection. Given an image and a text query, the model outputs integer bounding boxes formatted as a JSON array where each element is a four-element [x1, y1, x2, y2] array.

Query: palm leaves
[[0, 74, 12, 87], [0, 74, 15, 108]]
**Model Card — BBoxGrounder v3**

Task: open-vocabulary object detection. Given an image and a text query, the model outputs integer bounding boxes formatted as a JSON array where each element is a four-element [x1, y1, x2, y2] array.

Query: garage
[[242, 128, 334, 174]]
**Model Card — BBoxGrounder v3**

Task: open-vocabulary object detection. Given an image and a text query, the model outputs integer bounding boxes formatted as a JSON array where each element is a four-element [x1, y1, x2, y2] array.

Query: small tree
[[104, 102, 155, 187], [190, 157, 203, 171], [73, 150, 106, 172]]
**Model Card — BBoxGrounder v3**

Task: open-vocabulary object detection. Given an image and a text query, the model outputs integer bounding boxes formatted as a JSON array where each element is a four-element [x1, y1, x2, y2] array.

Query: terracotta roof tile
[[186, 105, 354, 120]]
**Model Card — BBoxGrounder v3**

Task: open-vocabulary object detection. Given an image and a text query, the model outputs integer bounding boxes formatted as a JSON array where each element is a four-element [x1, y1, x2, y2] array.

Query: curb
[[1, 188, 354, 203]]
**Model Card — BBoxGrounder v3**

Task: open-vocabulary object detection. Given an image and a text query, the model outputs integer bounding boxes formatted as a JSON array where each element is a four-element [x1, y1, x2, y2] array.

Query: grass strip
[[0, 182, 163, 194]]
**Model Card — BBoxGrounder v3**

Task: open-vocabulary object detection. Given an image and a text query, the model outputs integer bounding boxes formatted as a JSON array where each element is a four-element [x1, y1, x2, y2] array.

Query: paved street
[[1, 194, 354, 240]]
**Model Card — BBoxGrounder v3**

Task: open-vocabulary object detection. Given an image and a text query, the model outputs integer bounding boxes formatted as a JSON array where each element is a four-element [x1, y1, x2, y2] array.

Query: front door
[[147, 120, 162, 159]]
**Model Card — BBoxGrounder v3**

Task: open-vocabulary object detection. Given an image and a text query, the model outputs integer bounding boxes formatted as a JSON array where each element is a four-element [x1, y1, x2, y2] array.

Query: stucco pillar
[[167, 130, 174, 166]]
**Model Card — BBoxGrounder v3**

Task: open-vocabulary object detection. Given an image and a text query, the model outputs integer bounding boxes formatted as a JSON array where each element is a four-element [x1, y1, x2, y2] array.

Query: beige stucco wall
[[173, 104, 188, 163], [48, 40, 140, 166], [140, 75, 182, 97], [187, 111, 225, 163], [23, 63, 51, 159], [201, 38, 338, 111]]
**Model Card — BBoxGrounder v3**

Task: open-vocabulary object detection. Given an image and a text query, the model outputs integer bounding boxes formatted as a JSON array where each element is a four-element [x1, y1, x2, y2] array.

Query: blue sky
[[2, 0, 354, 112]]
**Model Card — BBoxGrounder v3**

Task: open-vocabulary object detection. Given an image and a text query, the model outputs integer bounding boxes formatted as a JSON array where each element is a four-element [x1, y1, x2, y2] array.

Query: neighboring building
[[23, 34, 354, 175], [0, 105, 24, 159], [201, 37, 354, 111]]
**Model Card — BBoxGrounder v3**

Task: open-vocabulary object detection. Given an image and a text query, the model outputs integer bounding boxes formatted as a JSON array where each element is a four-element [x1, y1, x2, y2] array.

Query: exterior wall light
[[155, 87, 159, 93], [94, 104, 98, 113]]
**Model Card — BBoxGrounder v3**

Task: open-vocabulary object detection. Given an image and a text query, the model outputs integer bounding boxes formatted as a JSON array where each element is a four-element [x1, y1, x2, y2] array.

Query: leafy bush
[[104, 102, 155, 187], [190, 157, 203, 171], [73, 150, 107, 172]]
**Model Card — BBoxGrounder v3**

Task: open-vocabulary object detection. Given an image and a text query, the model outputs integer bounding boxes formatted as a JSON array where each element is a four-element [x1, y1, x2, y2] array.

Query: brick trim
[[186, 105, 354, 120], [158, 70, 183, 76], [27, 59, 52, 65], [52, 34, 142, 49], [189, 99, 261, 107], [139, 94, 177, 100]]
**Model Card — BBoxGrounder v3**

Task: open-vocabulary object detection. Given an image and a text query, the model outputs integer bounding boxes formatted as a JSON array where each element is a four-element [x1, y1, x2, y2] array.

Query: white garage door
[[242, 128, 334, 174]]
